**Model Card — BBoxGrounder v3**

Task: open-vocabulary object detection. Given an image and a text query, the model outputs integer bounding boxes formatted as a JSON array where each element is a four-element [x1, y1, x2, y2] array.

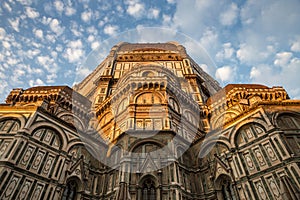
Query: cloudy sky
[[0, 0, 300, 102]]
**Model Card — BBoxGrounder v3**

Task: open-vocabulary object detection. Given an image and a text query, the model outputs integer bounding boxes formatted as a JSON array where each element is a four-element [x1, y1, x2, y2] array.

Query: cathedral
[[0, 42, 300, 200]]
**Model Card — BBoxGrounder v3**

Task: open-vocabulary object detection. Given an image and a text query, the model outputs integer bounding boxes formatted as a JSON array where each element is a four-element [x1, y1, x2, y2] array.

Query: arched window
[[132, 142, 166, 159], [32, 128, 61, 150], [183, 111, 198, 127], [117, 98, 129, 114], [136, 93, 162, 104], [277, 114, 300, 129], [62, 180, 77, 200], [235, 123, 265, 147], [169, 98, 180, 113], [142, 178, 156, 200], [215, 174, 237, 200], [68, 145, 100, 168], [0, 119, 20, 133], [142, 71, 155, 77], [199, 142, 229, 162]]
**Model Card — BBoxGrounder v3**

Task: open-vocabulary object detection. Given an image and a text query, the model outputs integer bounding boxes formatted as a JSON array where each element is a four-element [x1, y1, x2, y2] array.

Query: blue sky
[[1, 0, 300, 102]]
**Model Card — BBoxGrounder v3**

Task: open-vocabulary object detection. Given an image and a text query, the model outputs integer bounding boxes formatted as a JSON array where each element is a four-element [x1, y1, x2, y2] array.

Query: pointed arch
[[62, 177, 83, 200], [139, 174, 159, 200], [28, 121, 68, 151], [229, 118, 270, 147]]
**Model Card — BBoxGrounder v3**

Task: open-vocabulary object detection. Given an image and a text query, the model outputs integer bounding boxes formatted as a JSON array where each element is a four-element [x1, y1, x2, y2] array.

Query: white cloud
[[36, 78, 44, 85], [56, 44, 63, 52], [41, 16, 52, 25], [147, 8, 160, 19], [63, 39, 85, 63], [49, 18, 64, 35], [250, 57, 300, 99], [37, 55, 52, 66], [76, 67, 91, 81], [91, 41, 100, 50], [0, 53, 4, 62], [274, 52, 293, 66], [51, 51, 58, 59], [2, 41, 11, 49], [0, 71, 6, 79], [166, 0, 176, 4], [216, 65, 235, 82], [54, 0, 64, 13], [33, 29, 43, 39], [219, 3, 238, 26], [7, 58, 19, 65], [116, 5, 123, 12], [36, 55, 59, 74], [135, 26, 177, 43], [87, 26, 98, 34], [29, 78, 45, 87], [199, 28, 218, 51], [216, 43, 235, 61], [65, 6, 76, 16], [162, 14, 171, 25], [81, 10, 92, 22], [291, 38, 300, 52], [126, 1, 145, 18], [8, 18, 20, 32], [46, 73, 57, 83], [70, 21, 84, 37], [172, 0, 221, 35], [236, 43, 273, 64], [3, 2, 12, 12], [104, 25, 118, 36], [238, 0, 300, 65], [0, 80, 8, 98], [26, 49, 41, 59], [16, 0, 33, 6], [25, 7, 40, 19], [10, 67, 25, 85], [87, 35, 95, 42], [68, 39, 83, 49], [0, 28, 6, 40], [46, 34, 56, 43]]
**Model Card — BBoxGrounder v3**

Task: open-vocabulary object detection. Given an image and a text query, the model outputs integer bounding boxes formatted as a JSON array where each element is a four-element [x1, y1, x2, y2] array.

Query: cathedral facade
[[0, 42, 300, 200]]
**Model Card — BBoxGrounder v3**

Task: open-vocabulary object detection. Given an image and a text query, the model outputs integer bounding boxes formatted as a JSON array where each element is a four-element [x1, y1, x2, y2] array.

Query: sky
[[0, 0, 300, 103]]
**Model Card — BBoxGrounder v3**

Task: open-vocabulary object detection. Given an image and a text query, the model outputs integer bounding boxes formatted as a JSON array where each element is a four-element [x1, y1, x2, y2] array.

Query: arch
[[211, 110, 240, 129], [176, 145, 191, 164], [62, 176, 83, 200], [142, 70, 156, 77], [108, 145, 122, 165], [31, 127, 63, 150], [274, 111, 300, 129], [28, 121, 68, 151], [198, 141, 230, 164], [132, 142, 162, 154], [129, 139, 166, 153], [183, 110, 199, 127], [214, 174, 232, 190], [0, 114, 26, 130], [214, 174, 236, 200], [232, 122, 267, 148], [229, 118, 270, 147], [139, 174, 159, 200], [116, 64, 180, 89], [135, 92, 163, 104], [0, 118, 21, 134], [96, 111, 113, 131], [116, 97, 129, 114], [169, 97, 180, 113], [68, 144, 102, 168], [57, 112, 85, 131]]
